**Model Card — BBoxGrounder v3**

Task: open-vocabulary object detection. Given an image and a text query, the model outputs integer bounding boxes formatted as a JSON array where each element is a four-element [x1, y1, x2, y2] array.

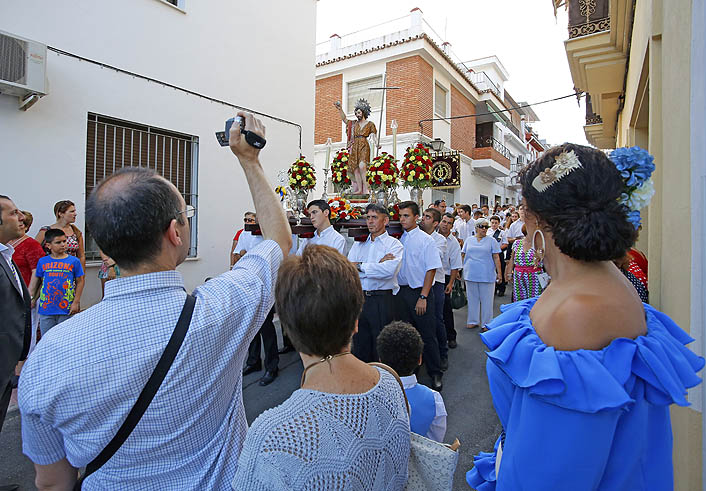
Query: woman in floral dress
[[506, 224, 544, 301]]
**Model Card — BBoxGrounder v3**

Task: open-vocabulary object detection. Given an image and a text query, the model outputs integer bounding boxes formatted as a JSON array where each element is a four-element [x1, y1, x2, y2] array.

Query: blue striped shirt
[[19, 240, 282, 490]]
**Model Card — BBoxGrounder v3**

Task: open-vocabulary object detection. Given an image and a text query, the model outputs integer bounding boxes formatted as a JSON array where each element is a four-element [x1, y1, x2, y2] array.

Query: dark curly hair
[[376, 321, 423, 376], [519, 143, 636, 262]]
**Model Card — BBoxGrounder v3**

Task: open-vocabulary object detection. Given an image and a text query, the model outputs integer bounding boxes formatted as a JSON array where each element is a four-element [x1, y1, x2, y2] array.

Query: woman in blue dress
[[467, 143, 703, 490]]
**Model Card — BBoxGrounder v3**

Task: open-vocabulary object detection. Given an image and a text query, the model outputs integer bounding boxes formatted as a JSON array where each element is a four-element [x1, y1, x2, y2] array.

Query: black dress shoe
[[278, 345, 295, 355], [242, 362, 262, 376], [259, 369, 278, 386], [440, 356, 449, 371], [0, 485, 20, 491], [448, 339, 458, 349], [431, 374, 443, 392]]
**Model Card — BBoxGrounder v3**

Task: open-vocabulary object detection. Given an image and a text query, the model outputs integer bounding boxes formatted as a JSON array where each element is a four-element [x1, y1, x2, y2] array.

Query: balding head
[[86, 168, 187, 270]]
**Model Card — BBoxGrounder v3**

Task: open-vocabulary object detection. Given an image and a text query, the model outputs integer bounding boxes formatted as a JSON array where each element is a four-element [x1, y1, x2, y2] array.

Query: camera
[[215, 116, 267, 149]]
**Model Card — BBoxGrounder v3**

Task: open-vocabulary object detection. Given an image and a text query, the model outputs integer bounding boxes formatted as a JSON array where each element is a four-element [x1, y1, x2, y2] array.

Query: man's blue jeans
[[39, 314, 70, 335]]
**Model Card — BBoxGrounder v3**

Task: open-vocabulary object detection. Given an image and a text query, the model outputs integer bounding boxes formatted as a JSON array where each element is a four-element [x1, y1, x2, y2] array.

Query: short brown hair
[[54, 200, 75, 218], [275, 245, 364, 356], [20, 210, 34, 232]]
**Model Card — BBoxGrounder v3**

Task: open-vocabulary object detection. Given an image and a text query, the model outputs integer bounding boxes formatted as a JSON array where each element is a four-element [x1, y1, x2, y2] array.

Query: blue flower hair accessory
[[609, 146, 655, 229]]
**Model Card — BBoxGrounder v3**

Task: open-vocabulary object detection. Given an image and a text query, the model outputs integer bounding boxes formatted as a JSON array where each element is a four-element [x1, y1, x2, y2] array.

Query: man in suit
[[0, 195, 31, 491]]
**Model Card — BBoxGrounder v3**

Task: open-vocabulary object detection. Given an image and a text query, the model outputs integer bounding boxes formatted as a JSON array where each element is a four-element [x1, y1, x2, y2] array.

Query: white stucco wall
[[0, 0, 316, 307]]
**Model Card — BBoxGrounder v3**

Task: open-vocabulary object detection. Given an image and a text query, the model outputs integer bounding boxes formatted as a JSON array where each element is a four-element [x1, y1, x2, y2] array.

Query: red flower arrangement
[[331, 149, 352, 191], [400, 143, 433, 188], [328, 196, 362, 222], [288, 156, 317, 191], [366, 152, 398, 191]]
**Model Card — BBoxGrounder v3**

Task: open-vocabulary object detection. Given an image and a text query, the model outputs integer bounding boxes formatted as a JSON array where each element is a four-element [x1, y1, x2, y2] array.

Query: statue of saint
[[334, 99, 378, 194]]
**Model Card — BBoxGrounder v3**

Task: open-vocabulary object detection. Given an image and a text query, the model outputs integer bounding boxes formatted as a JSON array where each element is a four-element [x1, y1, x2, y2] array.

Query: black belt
[[354, 135, 367, 138], [363, 289, 392, 297], [399, 285, 421, 291]]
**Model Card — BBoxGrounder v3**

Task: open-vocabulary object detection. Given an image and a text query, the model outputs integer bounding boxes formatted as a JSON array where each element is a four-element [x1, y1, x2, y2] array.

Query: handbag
[[369, 362, 461, 491], [450, 279, 467, 309], [74, 294, 197, 490]]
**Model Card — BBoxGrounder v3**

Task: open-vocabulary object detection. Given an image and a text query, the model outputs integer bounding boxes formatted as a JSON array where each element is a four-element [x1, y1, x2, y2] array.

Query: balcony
[[469, 71, 501, 98], [472, 136, 511, 177], [561, 0, 633, 148]]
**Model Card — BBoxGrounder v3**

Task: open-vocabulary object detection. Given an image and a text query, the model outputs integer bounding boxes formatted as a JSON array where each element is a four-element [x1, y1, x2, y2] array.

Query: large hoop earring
[[532, 228, 546, 262]]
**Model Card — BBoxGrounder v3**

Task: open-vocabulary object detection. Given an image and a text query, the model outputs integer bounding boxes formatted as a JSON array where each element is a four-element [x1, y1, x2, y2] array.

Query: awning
[[475, 101, 512, 127]]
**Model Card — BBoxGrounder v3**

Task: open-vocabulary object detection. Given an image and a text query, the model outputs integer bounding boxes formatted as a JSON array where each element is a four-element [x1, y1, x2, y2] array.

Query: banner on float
[[431, 152, 461, 189]]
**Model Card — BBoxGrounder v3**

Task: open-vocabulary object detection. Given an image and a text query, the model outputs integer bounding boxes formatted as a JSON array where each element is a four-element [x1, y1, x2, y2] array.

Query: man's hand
[[31, 298, 37, 309], [15, 360, 24, 376], [69, 301, 80, 315], [379, 253, 395, 263], [229, 112, 265, 165], [445, 282, 453, 295], [415, 298, 427, 316]]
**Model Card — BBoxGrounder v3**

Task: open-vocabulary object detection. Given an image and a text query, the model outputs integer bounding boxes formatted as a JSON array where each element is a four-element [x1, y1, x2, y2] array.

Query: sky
[[316, 0, 589, 147]]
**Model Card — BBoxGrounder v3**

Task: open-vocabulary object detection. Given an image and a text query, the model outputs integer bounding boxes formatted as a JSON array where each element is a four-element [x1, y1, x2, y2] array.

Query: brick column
[[386, 56, 433, 139], [450, 86, 476, 155], [315, 74, 343, 145]]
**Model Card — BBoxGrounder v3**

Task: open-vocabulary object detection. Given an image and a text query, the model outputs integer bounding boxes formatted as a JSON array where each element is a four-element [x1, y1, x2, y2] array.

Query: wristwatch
[[356, 263, 363, 272], [419, 294, 427, 300]]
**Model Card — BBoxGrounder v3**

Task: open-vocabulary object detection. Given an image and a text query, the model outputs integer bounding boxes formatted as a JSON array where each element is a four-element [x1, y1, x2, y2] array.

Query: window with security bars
[[85, 113, 199, 261], [347, 76, 383, 114], [434, 83, 448, 117]]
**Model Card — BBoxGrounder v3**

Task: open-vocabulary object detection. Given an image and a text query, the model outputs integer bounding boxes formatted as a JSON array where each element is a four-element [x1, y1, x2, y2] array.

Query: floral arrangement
[[400, 143, 433, 188], [366, 152, 399, 191], [388, 203, 401, 221], [609, 146, 656, 229], [328, 196, 362, 222], [331, 149, 352, 190], [288, 156, 316, 191]]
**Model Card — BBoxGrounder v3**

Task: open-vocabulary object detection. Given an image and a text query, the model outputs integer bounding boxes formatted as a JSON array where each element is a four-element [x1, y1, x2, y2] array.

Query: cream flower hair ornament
[[531, 150, 583, 192]]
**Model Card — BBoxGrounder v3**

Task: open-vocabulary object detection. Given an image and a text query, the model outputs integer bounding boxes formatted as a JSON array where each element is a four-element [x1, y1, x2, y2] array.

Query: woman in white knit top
[[232, 245, 410, 490]]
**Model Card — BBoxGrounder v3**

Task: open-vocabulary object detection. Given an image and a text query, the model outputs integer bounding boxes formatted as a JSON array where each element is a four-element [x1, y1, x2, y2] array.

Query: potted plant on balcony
[[288, 156, 317, 215], [400, 143, 433, 205], [330, 149, 352, 194], [365, 152, 399, 206]]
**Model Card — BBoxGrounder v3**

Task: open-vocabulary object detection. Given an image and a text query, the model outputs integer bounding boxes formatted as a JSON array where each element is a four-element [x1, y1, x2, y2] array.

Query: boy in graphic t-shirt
[[29, 228, 85, 335]]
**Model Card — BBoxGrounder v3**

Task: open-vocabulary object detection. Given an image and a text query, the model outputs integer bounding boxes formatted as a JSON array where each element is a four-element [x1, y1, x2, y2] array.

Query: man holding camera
[[18, 113, 291, 489]]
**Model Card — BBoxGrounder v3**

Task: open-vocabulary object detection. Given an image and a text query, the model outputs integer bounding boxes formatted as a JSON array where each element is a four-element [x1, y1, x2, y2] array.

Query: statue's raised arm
[[333, 101, 349, 123]]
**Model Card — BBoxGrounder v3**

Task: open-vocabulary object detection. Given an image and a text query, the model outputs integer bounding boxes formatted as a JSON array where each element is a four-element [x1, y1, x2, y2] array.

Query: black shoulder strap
[[75, 293, 196, 490]]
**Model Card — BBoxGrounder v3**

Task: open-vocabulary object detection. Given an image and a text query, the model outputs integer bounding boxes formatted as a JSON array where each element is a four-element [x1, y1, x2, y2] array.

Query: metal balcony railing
[[567, 0, 610, 39], [469, 71, 501, 98], [477, 136, 511, 161]]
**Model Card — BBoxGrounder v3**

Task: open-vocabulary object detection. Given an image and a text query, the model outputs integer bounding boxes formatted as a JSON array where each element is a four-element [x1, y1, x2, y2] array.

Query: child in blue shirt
[[377, 321, 447, 442], [29, 228, 85, 335]]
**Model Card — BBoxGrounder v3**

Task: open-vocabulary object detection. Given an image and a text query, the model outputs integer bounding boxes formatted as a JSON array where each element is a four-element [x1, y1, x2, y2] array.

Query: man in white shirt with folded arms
[[348, 204, 403, 362]]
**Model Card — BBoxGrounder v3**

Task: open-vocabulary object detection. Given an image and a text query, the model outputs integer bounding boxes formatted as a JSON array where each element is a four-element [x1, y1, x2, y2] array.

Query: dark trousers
[[432, 282, 448, 359], [496, 254, 507, 295], [0, 380, 12, 433], [396, 285, 441, 377], [444, 274, 456, 342], [247, 308, 279, 372], [352, 291, 394, 363]]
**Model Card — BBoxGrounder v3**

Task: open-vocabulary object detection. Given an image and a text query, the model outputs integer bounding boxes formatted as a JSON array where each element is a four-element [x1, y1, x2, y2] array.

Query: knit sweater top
[[232, 367, 410, 490]]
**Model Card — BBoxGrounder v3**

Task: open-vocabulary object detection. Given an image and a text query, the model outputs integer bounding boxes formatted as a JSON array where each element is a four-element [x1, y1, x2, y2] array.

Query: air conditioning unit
[[0, 30, 47, 108]]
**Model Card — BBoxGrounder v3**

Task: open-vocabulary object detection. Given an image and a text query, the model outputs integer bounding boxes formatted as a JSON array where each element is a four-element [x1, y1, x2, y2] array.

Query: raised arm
[[229, 112, 291, 257], [333, 101, 349, 123]]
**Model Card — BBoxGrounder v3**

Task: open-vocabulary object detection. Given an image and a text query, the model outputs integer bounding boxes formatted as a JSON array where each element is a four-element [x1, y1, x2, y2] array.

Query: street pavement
[[0, 296, 506, 490]]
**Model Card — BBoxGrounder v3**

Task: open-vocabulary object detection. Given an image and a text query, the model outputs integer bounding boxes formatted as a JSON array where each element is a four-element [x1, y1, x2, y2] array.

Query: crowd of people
[[0, 113, 702, 490]]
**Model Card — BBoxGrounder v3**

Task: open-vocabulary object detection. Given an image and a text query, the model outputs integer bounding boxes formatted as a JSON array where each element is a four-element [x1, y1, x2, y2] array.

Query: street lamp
[[429, 138, 445, 153], [390, 119, 398, 160]]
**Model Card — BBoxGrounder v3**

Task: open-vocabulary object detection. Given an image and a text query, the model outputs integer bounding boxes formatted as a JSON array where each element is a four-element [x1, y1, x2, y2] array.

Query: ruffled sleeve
[[467, 299, 704, 490]]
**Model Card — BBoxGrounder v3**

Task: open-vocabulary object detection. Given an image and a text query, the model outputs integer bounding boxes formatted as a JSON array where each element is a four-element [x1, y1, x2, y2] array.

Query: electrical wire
[[46, 46, 303, 151], [418, 91, 583, 132]]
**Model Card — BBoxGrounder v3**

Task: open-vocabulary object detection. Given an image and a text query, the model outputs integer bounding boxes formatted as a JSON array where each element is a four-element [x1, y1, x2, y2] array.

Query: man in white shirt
[[452, 204, 472, 246], [348, 204, 403, 362], [420, 208, 449, 371], [506, 204, 526, 248], [488, 215, 509, 297], [438, 213, 462, 349], [396, 201, 443, 391], [297, 200, 346, 255], [481, 204, 490, 218], [236, 218, 279, 386]]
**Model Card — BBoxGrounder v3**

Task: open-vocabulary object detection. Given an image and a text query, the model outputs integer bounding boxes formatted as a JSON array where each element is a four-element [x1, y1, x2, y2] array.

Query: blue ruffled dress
[[467, 298, 704, 491]]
